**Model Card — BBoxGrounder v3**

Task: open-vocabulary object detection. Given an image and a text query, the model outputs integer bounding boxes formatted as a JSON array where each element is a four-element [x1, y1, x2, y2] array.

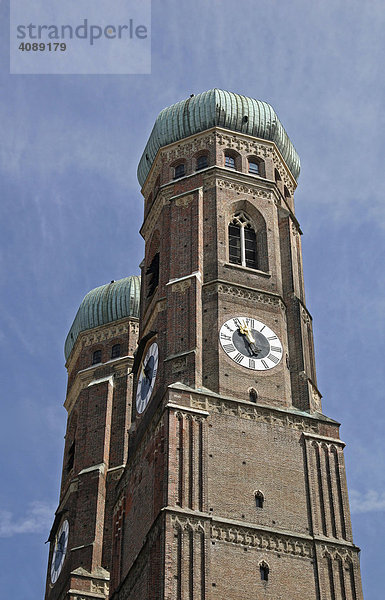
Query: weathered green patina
[[65, 276, 140, 361], [137, 89, 300, 186]]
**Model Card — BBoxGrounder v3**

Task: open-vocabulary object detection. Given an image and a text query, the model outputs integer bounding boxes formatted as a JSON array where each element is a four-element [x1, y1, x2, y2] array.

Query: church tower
[[44, 277, 140, 600], [44, 90, 363, 600]]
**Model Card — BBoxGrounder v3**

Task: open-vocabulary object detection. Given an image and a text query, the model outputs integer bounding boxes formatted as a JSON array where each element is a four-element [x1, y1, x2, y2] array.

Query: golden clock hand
[[240, 320, 256, 345], [239, 320, 262, 356]]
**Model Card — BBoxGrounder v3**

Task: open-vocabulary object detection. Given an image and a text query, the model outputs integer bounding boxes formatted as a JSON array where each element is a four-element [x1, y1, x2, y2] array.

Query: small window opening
[[274, 168, 281, 182], [225, 154, 236, 169], [260, 562, 269, 581], [92, 350, 102, 365], [284, 185, 291, 199], [249, 388, 258, 403], [196, 155, 208, 170], [255, 491, 264, 508], [174, 163, 185, 179], [111, 344, 121, 359], [248, 161, 259, 175], [147, 252, 160, 297], [67, 441, 75, 472]]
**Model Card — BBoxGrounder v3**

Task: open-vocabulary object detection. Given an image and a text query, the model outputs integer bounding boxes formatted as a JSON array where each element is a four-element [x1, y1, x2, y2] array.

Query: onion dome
[[137, 88, 300, 187], [65, 276, 140, 361]]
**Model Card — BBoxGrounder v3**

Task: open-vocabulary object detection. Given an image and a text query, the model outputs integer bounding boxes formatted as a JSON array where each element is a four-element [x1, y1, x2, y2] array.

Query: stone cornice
[[140, 165, 300, 246], [303, 431, 345, 447], [169, 509, 314, 559], [65, 317, 138, 373], [64, 354, 134, 415], [202, 279, 286, 311], [169, 382, 339, 430]]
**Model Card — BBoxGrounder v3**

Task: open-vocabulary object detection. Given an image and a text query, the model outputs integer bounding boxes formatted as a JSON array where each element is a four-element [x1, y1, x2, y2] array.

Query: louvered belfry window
[[228, 212, 258, 269]]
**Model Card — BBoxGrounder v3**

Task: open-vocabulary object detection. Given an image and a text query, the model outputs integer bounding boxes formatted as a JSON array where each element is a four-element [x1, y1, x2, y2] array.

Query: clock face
[[136, 341, 159, 414], [219, 317, 283, 371], [51, 519, 69, 584]]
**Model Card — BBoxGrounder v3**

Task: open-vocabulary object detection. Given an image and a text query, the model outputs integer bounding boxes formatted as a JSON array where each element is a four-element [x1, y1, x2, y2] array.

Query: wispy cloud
[[350, 490, 385, 514], [0, 501, 54, 537]]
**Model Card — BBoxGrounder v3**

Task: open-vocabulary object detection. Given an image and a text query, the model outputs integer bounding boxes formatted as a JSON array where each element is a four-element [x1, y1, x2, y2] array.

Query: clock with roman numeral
[[219, 317, 283, 371], [136, 341, 159, 414]]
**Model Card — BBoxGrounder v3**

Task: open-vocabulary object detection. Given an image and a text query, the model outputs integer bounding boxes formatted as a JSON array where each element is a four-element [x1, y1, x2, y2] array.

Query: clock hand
[[239, 321, 261, 356], [144, 362, 152, 379]]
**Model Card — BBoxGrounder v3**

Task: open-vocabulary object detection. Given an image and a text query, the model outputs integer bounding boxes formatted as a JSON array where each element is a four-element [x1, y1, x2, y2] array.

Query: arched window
[[111, 344, 121, 359], [248, 160, 259, 174], [225, 153, 236, 169], [228, 212, 257, 269], [92, 350, 102, 365], [283, 185, 291, 200], [260, 561, 269, 581], [249, 388, 258, 403], [248, 157, 265, 177], [174, 163, 185, 179], [146, 252, 160, 297], [196, 154, 208, 170], [274, 168, 281, 183], [254, 490, 264, 508]]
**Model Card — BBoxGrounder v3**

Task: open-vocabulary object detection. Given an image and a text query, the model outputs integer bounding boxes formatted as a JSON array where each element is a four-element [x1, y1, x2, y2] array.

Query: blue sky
[[1, 0, 384, 597]]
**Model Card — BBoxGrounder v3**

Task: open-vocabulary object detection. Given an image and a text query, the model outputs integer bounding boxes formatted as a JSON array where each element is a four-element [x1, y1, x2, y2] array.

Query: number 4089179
[[19, 42, 67, 51]]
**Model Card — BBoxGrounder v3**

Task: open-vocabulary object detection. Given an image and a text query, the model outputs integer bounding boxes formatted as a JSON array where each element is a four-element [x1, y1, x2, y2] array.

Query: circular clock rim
[[219, 316, 283, 371], [50, 519, 69, 584], [136, 340, 159, 414]]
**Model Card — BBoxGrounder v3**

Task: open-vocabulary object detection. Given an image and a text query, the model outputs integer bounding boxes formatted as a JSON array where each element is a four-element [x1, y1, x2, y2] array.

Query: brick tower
[[44, 90, 363, 600], [44, 277, 140, 600]]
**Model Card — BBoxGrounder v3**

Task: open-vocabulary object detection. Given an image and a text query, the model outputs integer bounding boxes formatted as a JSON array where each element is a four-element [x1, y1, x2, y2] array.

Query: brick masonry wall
[[44, 318, 138, 600]]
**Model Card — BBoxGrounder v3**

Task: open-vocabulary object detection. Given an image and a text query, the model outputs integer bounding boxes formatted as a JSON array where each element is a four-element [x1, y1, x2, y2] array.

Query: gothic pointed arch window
[[228, 211, 268, 271], [254, 490, 264, 508], [259, 561, 269, 581]]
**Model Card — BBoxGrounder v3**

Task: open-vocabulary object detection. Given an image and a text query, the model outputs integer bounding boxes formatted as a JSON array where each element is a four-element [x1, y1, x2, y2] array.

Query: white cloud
[[350, 490, 385, 514], [0, 501, 54, 537]]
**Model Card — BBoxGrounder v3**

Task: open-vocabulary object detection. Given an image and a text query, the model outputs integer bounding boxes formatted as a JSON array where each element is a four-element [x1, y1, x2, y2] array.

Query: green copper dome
[[65, 276, 140, 361], [137, 89, 300, 186]]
